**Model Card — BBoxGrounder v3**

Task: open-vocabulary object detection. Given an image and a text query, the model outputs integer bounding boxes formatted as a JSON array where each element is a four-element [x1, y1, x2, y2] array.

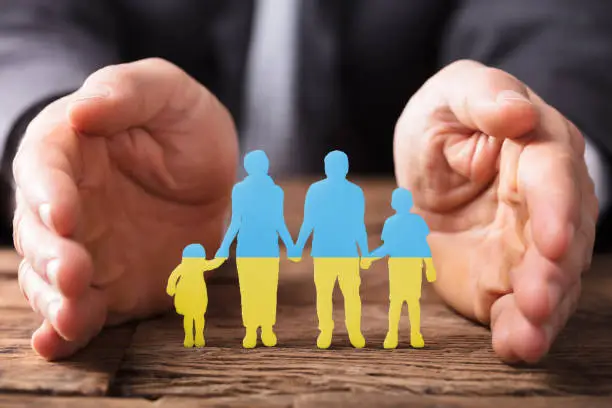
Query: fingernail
[[73, 84, 111, 102], [548, 282, 563, 313], [47, 300, 61, 325], [38, 204, 55, 231], [497, 90, 532, 105], [46, 259, 60, 287]]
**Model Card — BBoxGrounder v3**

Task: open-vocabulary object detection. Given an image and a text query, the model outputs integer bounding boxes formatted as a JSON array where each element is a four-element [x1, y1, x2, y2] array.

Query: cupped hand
[[394, 60, 598, 363], [13, 58, 238, 360]]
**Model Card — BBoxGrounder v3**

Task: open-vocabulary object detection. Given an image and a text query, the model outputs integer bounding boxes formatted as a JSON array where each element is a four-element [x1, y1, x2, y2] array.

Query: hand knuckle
[[447, 59, 482, 72], [87, 63, 137, 93]]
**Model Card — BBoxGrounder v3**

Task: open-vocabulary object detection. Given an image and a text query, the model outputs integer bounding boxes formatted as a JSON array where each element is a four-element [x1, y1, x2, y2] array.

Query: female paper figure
[[215, 150, 294, 348]]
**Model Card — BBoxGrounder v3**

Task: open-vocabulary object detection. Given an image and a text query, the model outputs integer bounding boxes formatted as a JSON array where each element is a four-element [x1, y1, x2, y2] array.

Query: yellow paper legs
[[236, 258, 280, 348], [313, 258, 365, 349], [382, 257, 436, 349]]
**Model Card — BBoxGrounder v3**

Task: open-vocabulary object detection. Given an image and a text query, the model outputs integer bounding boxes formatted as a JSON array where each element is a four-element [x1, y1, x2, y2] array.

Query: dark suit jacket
[[1, 0, 612, 245]]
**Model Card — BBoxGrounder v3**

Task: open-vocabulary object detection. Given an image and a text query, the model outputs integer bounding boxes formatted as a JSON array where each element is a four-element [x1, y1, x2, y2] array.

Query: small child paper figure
[[166, 243, 226, 348], [361, 188, 436, 349]]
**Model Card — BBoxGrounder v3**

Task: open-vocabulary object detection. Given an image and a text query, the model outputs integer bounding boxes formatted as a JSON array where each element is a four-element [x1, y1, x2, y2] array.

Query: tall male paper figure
[[291, 151, 369, 349]]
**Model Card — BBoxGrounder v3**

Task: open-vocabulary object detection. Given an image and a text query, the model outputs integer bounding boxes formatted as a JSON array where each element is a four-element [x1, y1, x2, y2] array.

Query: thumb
[[440, 60, 539, 140], [66, 58, 216, 136]]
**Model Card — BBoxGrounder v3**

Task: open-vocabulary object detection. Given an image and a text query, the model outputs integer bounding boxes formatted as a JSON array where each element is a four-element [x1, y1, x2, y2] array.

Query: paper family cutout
[[166, 150, 436, 350]]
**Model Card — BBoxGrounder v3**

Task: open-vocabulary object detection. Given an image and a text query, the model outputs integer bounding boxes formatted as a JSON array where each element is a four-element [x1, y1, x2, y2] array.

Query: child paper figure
[[166, 243, 225, 348], [362, 188, 436, 349], [291, 150, 368, 349], [215, 150, 294, 349]]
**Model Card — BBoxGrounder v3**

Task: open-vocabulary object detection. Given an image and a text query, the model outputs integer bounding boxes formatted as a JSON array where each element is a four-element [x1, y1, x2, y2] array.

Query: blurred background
[[1, 0, 612, 247]]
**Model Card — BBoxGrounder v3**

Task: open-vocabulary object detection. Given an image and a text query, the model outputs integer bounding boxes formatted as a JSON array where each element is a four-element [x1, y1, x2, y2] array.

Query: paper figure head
[[324, 150, 349, 179], [182, 243, 206, 258], [244, 150, 270, 175], [391, 187, 413, 212]]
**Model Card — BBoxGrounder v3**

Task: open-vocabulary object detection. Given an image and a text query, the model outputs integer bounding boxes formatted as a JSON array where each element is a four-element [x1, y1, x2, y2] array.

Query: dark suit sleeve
[[439, 0, 612, 247], [0, 0, 120, 170], [440, 1, 612, 153], [0, 1, 120, 230]]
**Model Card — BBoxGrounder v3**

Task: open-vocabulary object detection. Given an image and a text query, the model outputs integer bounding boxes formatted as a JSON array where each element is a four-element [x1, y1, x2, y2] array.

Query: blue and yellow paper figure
[[291, 151, 368, 349], [166, 244, 226, 348], [215, 150, 294, 349], [362, 188, 436, 349]]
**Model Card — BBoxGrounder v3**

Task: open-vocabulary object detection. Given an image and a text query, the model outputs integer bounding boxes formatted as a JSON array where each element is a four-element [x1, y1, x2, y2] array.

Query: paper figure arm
[[276, 189, 295, 253], [292, 187, 315, 259], [355, 189, 369, 257], [368, 244, 389, 260], [166, 265, 182, 296], [215, 187, 242, 258], [360, 243, 389, 270], [424, 258, 437, 283], [205, 257, 227, 271]]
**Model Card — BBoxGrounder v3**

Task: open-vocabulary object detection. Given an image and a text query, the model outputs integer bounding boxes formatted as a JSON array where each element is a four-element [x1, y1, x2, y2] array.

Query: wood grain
[[157, 394, 612, 408], [0, 396, 152, 408], [2, 394, 611, 408], [0, 275, 27, 309], [0, 309, 136, 396], [112, 256, 612, 399], [0, 250, 20, 276]]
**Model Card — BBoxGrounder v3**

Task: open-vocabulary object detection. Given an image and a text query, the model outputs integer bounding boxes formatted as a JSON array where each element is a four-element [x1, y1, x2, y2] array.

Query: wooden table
[[1, 179, 612, 407]]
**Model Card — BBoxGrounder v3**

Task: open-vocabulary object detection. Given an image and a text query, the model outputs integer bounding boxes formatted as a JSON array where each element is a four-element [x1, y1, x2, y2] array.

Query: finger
[[490, 294, 520, 363], [19, 259, 106, 343], [12, 103, 81, 237], [67, 58, 212, 136], [441, 60, 539, 140], [518, 143, 580, 260], [540, 281, 581, 348], [17, 204, 93, 298], [491, 293, 549, 364], [512, 241, 583, 325], [31, 320, 88, 361]]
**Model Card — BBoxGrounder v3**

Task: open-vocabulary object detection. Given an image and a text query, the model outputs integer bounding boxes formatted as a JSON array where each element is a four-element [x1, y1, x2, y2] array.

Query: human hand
[[13, 58, 238, 360], [394, 60, 597, 363]]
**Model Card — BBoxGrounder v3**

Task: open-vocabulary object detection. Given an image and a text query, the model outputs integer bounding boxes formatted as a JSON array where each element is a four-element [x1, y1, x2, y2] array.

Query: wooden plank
[[157, 394, 612, 408], [1, 394, 611, 408], [0, 395, 152, 408], [0, 309, 135, 396], [0, 276, 27, 309], [0, 250, 20, 277], [113, 259, 612, 399]]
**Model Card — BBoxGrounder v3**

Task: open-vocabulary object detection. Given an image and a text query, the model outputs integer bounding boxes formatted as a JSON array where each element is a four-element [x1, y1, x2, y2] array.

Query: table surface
[[1, 179, 612, 407]]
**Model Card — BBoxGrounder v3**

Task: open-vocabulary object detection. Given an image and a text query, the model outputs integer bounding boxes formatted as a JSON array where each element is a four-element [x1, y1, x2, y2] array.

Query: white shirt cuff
[[584, 136, 609, 214]]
